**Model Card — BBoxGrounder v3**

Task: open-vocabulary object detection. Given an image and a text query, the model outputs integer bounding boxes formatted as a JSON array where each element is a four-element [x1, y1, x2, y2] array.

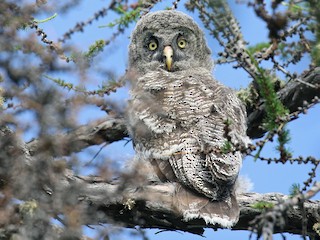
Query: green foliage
[[247, 51, 288, 131], [306, 0, 320, 66], [257, 73, 288, 130], [44, 75, 122, 96], [221, 119, 234, 153], [251, 201, 274, 210], [96, 79, 123, 96], [311, 42, 320, 66], [281, 1, 308, 14], [33, 13, 58, 23], [101, 7, 141, 28], [112, 4, 128, 15], [84, 40, 105, 59], [245, 51, 290, 161], [222, 141, 232, 154], [289, 183, 301, 197], [276, 127, 292, 159], [44, 75, 75, 91], [223, 118, 232, 127], [19, 13, 58, 30], [247, 42, 271, 55]]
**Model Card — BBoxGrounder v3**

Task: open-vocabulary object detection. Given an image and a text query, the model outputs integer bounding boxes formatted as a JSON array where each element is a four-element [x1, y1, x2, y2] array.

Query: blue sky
[[30, 0, 320, 239]]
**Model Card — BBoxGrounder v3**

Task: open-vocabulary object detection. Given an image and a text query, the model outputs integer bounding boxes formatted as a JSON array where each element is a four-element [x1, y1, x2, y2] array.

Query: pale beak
[[163, 46, 173, 71]]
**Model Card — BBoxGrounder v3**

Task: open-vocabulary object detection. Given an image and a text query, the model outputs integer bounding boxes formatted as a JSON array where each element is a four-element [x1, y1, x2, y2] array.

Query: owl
[[126, 10, 249, 228]]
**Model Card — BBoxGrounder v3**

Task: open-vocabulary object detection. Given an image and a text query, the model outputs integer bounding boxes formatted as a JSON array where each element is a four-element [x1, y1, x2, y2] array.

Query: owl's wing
[[169, 73, 247, 195], [149, 71, 248, 227], [127, 70, 248, 227], [204, 82, 250, 190]]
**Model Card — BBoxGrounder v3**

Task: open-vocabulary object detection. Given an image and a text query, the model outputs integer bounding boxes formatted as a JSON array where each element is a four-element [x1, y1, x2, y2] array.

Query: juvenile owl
[[126, 10, 249, 228]]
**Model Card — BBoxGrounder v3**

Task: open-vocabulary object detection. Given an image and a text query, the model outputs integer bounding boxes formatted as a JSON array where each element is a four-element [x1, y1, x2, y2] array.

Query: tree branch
[[26, 118, 128, 157], [66, 175, 320, 238]]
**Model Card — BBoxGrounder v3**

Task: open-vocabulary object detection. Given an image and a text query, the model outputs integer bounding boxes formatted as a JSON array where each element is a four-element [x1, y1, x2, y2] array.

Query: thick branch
[[70, 176, 320, 237], [2, 123, 320, 238], [27, 118, 128, 156]]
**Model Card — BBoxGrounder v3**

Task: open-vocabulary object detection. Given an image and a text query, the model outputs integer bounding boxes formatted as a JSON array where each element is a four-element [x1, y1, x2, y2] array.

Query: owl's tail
[[173, 183, 239, 228]]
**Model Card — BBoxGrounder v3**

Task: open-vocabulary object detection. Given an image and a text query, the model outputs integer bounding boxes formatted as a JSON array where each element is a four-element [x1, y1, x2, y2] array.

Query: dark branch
[[67, 176, 320, 238], [27, 118, 128, 157]]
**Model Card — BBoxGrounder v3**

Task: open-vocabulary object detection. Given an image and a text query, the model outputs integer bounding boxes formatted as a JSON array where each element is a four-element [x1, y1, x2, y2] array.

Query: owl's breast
[[162, 77, 214, 126], [130, 70, 228, 145]]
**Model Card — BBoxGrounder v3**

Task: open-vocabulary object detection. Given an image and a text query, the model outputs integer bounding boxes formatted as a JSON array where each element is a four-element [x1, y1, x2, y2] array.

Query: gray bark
[[66, 175, 320, 238]]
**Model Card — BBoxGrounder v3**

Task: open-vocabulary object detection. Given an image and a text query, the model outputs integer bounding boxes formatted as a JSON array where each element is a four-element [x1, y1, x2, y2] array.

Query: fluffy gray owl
[[126, 10, 249, 228]]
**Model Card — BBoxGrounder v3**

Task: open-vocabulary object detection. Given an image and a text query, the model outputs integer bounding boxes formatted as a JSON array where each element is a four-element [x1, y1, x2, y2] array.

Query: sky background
[[28, 0, 320, 239]]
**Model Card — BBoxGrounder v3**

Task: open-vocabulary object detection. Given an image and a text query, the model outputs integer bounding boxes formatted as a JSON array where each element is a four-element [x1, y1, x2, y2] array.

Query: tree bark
[[64, 175, 320, 238], [27, 118, 128, 157]]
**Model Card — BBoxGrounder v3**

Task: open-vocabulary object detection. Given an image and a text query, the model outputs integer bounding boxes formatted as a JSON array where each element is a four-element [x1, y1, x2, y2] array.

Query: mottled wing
[[159, 70, 247, 199]]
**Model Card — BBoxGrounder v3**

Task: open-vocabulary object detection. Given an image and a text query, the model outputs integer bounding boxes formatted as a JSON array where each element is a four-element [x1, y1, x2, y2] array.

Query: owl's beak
[[163, 46, 173, 71]]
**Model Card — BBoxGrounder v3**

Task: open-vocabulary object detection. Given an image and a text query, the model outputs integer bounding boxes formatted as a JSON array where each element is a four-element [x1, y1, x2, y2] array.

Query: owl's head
[[128, 10, 212, 74]]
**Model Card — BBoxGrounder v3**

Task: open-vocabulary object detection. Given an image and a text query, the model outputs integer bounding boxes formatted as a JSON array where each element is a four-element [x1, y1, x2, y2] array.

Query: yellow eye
[[148, 40, 158, 51], [177, 38, 187, 49]]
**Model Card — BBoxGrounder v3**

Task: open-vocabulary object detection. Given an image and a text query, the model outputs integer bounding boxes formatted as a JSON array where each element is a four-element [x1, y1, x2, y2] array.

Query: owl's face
[[129, 11, 212, 74]]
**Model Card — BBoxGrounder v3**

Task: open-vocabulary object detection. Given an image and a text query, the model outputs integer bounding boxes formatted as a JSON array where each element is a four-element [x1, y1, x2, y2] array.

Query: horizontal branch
[[72, 176, 320, 237], [2, 127, 320, 238], [27, 118, 128, 157]]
